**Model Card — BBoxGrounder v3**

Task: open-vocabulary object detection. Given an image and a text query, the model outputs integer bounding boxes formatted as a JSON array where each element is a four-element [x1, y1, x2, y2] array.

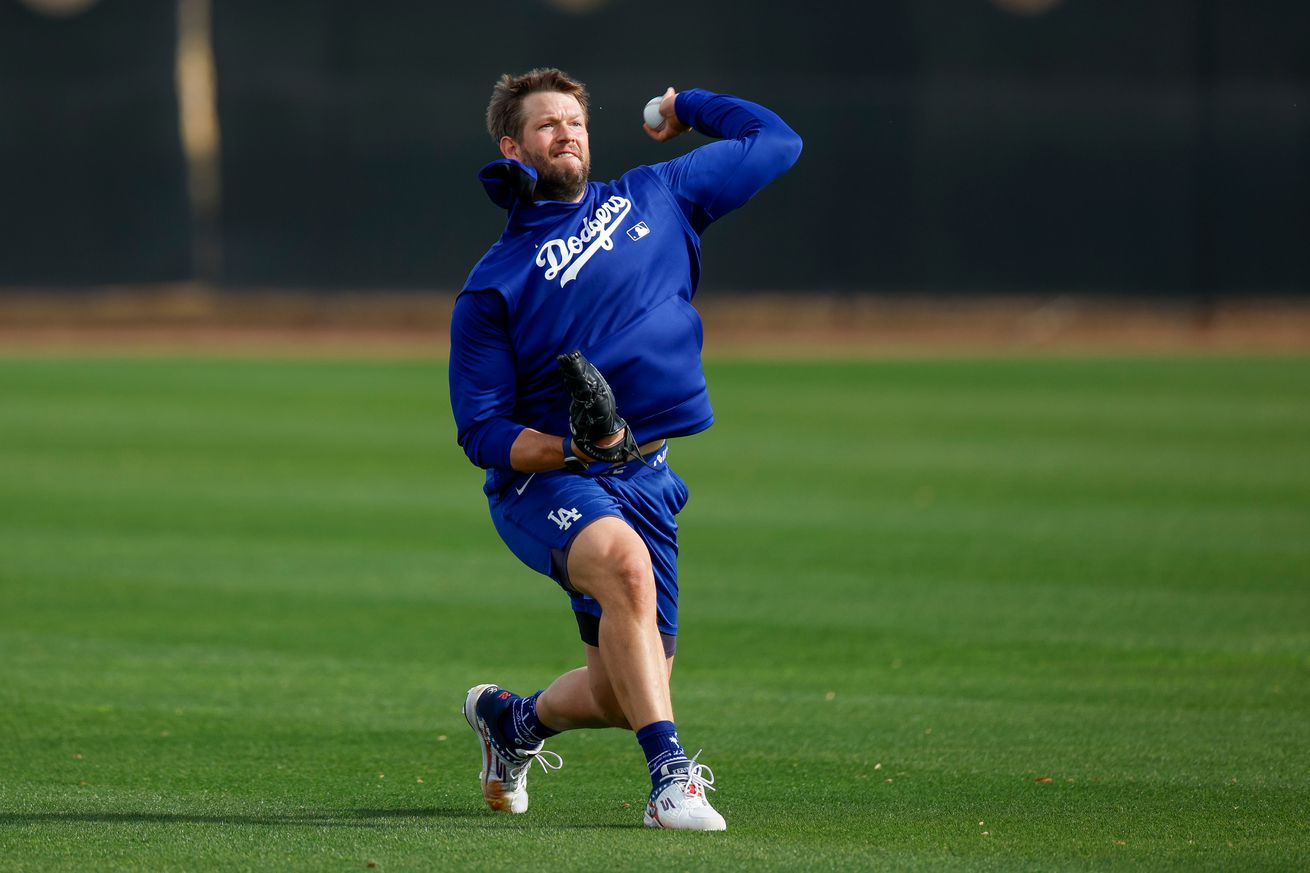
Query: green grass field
[[1, 354, 1307, 871]]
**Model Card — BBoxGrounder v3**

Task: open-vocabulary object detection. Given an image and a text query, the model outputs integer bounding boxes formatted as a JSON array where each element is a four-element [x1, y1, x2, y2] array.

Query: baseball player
[[449, 68, 801, 831]]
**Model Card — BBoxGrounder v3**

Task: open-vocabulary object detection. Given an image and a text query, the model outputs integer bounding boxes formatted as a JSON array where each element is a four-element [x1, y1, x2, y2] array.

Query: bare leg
[[539, 516, 673, 732], [537, 647, 674, 731]]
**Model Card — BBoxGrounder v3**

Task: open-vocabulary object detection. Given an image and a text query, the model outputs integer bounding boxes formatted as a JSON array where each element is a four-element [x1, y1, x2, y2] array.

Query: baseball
[[643, 96, 665, 130]]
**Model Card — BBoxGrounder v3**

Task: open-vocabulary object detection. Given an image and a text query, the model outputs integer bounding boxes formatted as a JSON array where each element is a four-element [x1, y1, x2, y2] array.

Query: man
[[449, 68, 801, 831]]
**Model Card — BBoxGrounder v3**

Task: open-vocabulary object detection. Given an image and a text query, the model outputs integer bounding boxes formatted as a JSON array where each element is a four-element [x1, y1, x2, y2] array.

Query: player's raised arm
[[647, 88, 803, 230]]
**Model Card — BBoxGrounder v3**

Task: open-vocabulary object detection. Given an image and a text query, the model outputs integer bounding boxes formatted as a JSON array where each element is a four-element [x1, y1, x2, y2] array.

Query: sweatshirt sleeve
[[448, 289, 524, 470], [650, 89, 803, 233]]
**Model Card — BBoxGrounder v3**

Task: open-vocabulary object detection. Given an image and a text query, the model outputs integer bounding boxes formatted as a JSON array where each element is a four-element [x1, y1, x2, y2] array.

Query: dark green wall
[[2, 0, 1306, 294], [0, 0, 190, 285]]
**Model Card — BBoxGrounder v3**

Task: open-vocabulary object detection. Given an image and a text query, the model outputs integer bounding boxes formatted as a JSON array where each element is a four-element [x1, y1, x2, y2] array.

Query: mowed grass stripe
[[1, 355, 1307, 872]]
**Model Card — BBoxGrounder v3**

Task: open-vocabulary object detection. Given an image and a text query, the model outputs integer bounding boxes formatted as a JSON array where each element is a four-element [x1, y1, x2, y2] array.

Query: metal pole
[[175, 0, 223, 283]]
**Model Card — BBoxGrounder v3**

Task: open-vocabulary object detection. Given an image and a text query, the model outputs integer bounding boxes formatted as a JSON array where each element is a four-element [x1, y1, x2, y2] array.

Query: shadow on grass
[[0, 808, 635, 830], [0, 809, 465, 828]]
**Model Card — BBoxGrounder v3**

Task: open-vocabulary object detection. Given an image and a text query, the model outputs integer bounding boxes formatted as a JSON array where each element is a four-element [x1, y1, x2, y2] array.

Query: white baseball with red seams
[[643, 96, 665, 130]]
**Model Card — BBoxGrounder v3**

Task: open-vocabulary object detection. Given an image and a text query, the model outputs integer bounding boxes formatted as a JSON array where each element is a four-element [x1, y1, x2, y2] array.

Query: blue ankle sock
[[496, 690, 559, 750], [636, 720, 689, 789]]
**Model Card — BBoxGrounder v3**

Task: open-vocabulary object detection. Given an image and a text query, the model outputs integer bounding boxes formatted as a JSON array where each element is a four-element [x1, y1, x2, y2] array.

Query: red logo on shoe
[[498, 691, 511, 700]]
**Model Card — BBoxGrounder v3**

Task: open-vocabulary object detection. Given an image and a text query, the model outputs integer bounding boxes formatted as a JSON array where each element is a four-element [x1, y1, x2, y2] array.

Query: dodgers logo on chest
[[535, 195, 633, 287]]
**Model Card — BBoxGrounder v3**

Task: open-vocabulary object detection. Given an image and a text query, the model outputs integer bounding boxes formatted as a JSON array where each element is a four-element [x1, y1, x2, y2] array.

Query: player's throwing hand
[[643, 87, 690, 143]]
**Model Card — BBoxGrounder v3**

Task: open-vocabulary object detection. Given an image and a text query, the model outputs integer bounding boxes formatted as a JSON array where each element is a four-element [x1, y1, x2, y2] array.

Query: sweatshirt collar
[[478, 159, 594, 227], [478, 159, 538, 210]]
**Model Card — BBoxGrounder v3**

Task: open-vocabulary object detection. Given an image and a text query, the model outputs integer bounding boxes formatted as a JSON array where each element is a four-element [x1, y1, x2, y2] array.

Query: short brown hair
[[486, 68, 590, 143]]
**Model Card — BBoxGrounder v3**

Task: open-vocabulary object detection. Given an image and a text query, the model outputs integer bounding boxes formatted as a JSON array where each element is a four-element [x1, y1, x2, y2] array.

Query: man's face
[[501, 91, 590, 203]]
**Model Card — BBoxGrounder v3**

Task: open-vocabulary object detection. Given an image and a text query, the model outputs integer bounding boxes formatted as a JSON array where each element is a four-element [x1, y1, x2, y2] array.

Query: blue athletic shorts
[[486, 442, 688, 656]]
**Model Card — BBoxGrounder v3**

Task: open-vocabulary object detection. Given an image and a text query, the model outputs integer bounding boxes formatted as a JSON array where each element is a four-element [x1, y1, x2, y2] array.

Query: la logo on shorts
[[548, 507, 582, 531]]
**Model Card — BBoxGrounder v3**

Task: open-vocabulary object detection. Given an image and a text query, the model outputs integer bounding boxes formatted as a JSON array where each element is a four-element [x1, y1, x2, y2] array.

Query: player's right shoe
[[463, 683, 562, 814], [643, 752, 727, 831]]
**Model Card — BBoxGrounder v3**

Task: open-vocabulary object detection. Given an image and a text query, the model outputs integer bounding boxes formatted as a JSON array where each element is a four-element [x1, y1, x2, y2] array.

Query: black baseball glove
[[557, 350, 640, 464]]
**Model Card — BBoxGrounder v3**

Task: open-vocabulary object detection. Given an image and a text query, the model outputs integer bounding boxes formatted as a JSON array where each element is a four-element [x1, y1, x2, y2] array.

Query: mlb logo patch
[[626, 222, 651, 241]]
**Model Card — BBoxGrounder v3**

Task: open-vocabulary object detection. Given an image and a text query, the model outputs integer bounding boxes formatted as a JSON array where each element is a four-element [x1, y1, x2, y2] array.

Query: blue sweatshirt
[[450, 89, 801, 491]]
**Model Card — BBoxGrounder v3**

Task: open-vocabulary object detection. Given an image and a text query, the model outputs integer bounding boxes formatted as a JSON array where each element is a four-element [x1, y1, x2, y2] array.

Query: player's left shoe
[[463, 683, 563, 814], [643, 752, 727, 831]]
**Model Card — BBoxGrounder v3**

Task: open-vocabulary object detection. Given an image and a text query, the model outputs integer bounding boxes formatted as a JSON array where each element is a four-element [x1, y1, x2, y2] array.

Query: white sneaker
[[643, 752, 727, 831], [463, 683, 562, 813]]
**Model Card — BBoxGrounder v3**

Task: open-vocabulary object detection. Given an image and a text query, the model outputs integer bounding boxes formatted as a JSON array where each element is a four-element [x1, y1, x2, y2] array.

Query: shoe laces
[[674, 750, 716, 802], [508, 748, 564, 785]]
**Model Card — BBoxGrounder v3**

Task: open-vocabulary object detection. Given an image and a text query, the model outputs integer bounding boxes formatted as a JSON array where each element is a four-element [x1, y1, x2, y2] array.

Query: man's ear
[[499, 136, 520, 161]]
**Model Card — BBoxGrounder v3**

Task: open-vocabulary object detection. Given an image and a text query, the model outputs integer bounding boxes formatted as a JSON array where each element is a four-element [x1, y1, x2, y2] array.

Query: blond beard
[[529, 155, 590, 203]]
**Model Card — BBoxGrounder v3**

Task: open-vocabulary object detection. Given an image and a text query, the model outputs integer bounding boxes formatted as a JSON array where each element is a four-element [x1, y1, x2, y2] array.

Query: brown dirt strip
[[1, 287, 1307, 358]]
